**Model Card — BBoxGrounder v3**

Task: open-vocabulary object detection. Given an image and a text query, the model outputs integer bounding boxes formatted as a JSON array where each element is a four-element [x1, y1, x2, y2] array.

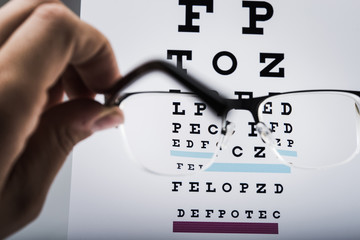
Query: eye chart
[[69, 1, 360, 239]]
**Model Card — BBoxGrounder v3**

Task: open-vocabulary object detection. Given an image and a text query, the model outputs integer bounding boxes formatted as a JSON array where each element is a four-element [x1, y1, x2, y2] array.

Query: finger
[[0, 75, 64, 184], [45, 78, 64, 110], [0, 99, 123, 237], [0, 0, 59, 46], [62, 65, 96, 100], [0, 2, 120, 121], [1, 2, 120, 92], [0, 3, 120, 179]]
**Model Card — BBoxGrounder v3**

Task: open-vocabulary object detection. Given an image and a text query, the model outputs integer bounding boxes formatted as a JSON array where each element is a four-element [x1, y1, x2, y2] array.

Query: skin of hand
[[0, 0, 124, 237]]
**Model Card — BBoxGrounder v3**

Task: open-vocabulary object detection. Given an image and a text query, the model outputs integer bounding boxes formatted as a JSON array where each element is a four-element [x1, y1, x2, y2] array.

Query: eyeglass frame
[[103, 60, 360, 171], [105, 60, 360, 123]]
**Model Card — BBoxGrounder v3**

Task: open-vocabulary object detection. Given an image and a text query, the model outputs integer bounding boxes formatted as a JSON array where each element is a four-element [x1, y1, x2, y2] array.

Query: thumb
[[1, 99, 123, 231], [19, 98, 124, 185], [38, 98, 124, 158]]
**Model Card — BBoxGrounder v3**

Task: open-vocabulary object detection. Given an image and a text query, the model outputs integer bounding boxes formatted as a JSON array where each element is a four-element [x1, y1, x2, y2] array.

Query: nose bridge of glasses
[[226, 96, 268, 123]]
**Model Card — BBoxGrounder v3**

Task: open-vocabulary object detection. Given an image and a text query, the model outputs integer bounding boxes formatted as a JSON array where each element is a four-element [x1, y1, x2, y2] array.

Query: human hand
[[0, 0, 124, 237]]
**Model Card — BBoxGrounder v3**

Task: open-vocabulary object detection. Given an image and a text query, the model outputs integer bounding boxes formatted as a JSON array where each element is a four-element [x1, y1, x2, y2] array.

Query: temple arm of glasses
[[104, 60, 230, 116]]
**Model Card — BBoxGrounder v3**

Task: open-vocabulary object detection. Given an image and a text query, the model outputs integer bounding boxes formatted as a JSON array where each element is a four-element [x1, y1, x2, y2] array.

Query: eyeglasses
[[105, 60, 360, 175]]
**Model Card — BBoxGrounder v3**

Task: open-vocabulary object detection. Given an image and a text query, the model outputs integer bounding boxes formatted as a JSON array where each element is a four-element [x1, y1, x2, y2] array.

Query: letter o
[[213, 51, 237, 75], [231, 210, 239, 218], [222, 183, 232, 192]]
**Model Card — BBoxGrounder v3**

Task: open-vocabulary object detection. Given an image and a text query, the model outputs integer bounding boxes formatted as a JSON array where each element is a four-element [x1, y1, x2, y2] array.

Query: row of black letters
[[172, 98, 293, 116], [177, 209, 281, 219], [168, 50, 285, 77], [171, 120, 293, 135], [172, 181, 284, 194], [178, 0, 274, 35]]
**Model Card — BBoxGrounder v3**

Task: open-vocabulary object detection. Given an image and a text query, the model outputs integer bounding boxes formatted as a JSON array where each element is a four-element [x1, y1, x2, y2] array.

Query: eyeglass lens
[[115, 69, 360, 173], [119, 92, 224, 175], [258, 92, 360, 168]]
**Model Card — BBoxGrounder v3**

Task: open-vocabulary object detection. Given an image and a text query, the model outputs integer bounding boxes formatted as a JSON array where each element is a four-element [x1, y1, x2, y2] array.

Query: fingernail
[[91, 107, 124, 132]]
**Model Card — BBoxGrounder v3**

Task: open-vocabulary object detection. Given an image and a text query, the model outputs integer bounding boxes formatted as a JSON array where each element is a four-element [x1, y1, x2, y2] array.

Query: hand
[[0, 0, 124, 237]]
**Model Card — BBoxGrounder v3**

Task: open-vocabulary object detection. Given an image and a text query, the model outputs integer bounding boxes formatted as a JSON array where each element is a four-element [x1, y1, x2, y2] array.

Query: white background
[[68, 1, 360, 239]]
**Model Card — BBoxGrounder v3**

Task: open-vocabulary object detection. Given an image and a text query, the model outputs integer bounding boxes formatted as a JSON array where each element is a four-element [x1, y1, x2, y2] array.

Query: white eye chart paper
[[69, 1, 360, 239]]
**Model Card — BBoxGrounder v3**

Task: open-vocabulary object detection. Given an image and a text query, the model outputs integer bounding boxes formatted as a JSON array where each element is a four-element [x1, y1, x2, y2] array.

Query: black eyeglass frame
[[105, 60, 360, 124]]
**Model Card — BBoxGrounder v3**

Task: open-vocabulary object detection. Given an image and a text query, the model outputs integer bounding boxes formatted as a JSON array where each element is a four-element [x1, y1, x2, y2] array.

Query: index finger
[[0, 0, 59, 46], [0, 2, 120, 95]]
